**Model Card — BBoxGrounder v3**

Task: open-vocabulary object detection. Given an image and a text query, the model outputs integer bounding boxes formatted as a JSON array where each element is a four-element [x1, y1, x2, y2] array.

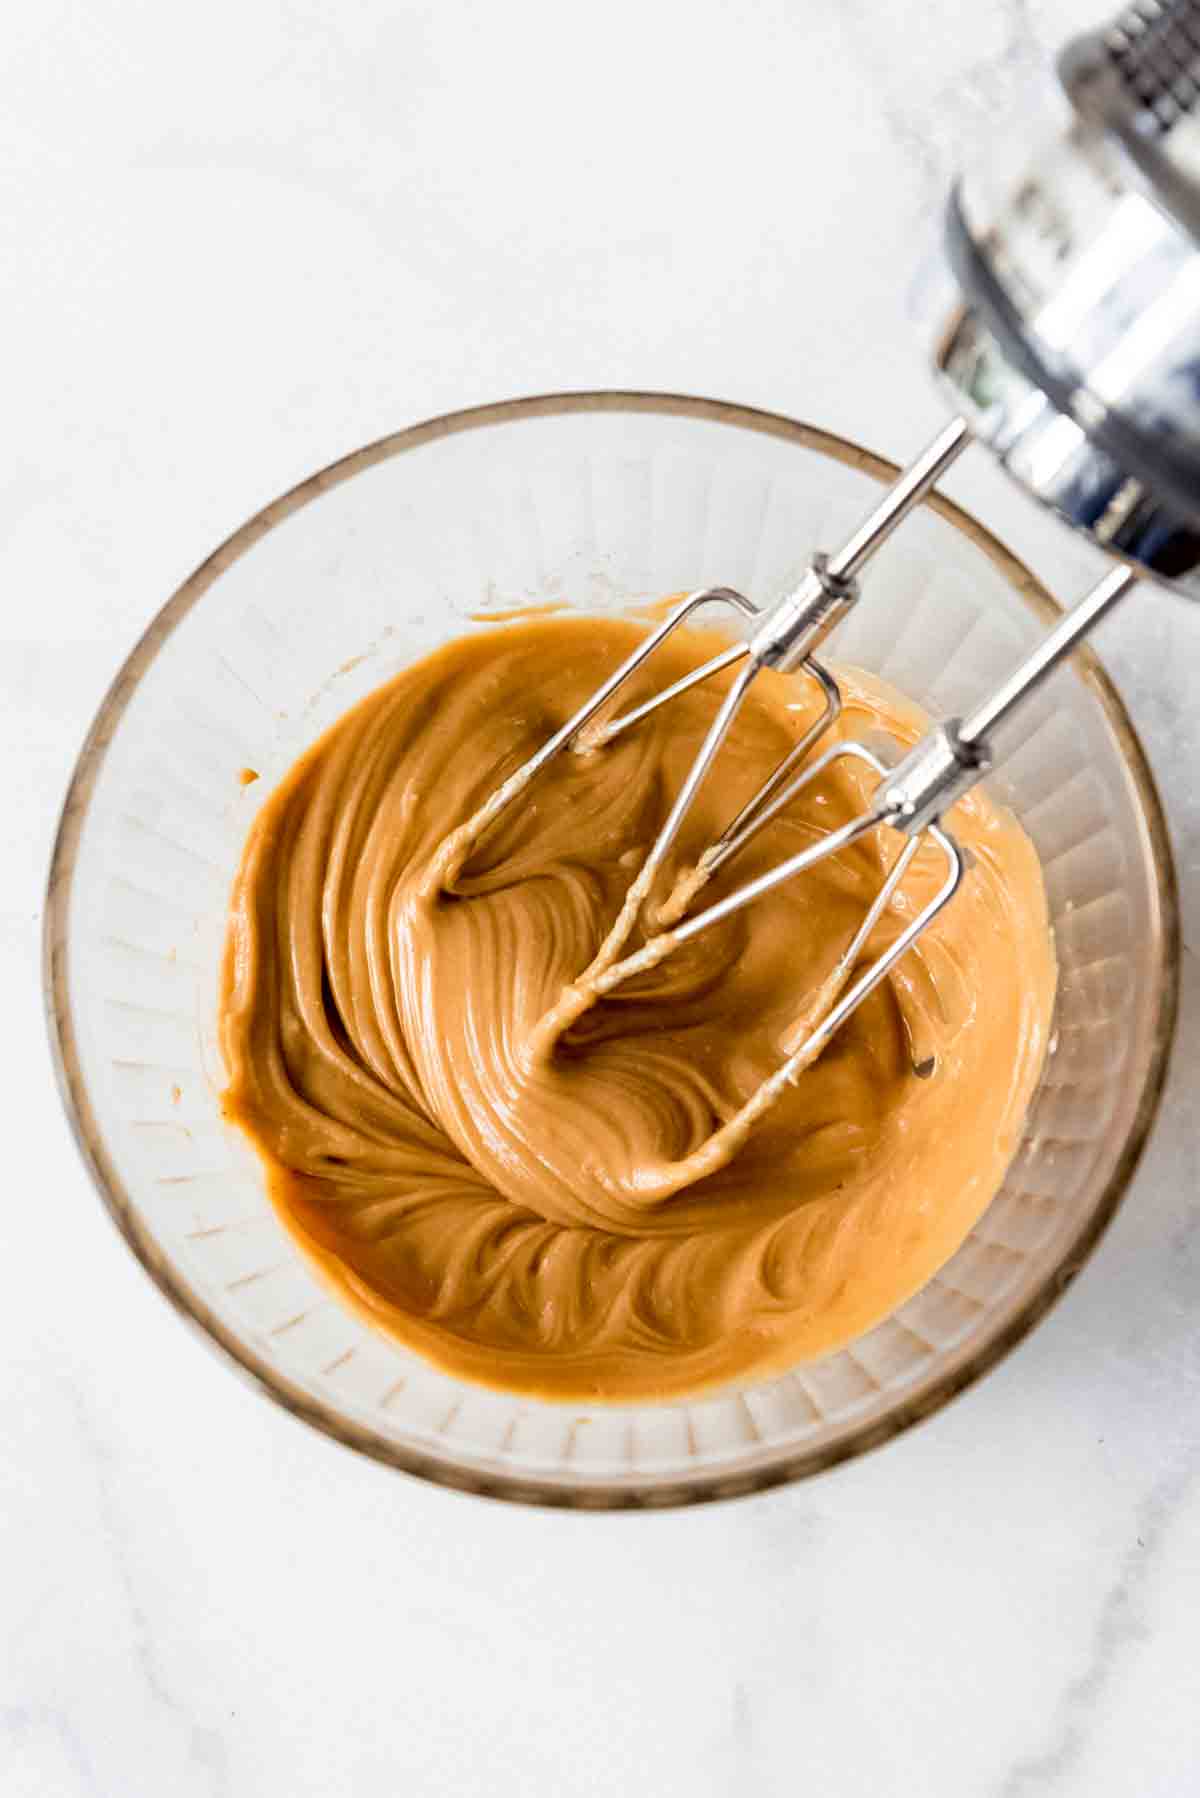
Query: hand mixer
[[447, 0, 1200, 1084]]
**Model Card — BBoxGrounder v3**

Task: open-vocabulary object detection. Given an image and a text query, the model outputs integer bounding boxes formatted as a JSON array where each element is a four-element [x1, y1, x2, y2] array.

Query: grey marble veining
[[998, 1438, 1200, 1795]]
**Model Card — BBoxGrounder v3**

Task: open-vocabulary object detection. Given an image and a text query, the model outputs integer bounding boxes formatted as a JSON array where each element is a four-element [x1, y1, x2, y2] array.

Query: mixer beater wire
[[436, 420, 1137, 1085]]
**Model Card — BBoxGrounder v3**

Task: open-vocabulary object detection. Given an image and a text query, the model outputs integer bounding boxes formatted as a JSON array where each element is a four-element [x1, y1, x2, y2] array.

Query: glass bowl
[[45, 394, 1179, 1507]]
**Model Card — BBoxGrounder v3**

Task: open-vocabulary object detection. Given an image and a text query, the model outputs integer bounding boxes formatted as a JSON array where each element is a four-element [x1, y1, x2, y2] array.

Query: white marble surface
[[3, 1, 1198, 1792]]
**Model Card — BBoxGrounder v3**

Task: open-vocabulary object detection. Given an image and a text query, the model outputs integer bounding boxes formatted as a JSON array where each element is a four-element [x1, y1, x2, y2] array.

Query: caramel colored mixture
[[220, 614, 1055, 1400]]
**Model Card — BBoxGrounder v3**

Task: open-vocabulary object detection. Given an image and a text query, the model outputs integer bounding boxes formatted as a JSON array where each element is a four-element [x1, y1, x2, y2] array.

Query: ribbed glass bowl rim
[[43, 392, 1182, 1509]]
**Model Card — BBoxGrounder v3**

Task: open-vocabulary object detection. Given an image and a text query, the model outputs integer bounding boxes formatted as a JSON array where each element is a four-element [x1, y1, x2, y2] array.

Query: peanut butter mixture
[[220, 613, 1055, 1400]]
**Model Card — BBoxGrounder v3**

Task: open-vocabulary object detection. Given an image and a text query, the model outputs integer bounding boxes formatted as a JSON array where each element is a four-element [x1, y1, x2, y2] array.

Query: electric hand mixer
[[448, 0, 1200, 1083]]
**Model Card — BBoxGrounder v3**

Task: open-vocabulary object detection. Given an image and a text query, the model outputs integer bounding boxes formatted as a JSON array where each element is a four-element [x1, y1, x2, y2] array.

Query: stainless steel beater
[[457, 0, 1200, 1066], [576, 562, 1139, 1099]]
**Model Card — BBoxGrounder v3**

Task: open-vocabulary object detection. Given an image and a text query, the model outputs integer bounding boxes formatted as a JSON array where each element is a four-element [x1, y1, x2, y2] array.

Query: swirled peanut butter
[[219, 613, 1055, 1400]]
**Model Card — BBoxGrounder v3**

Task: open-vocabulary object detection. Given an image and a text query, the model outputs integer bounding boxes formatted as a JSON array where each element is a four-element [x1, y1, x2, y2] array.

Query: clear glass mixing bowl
[[45, 394, 1179, 1507]]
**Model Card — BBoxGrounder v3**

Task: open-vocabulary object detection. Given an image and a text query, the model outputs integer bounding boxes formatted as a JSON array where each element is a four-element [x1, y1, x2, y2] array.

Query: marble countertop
[[3, 0, 1197, 1792]]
